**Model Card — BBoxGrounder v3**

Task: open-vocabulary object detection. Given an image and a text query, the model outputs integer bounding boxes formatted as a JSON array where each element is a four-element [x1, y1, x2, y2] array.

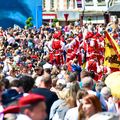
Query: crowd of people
[[0, 19, 119, 120]]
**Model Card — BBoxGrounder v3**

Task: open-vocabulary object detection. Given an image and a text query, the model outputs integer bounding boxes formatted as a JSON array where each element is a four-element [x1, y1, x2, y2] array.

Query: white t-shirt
[[17, 114, 32, 120], [64, 107, 78, 120], [7, 37, 15, 44]]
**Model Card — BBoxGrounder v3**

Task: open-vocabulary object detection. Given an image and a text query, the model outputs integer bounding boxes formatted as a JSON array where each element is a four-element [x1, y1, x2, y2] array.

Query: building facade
[[42, 0, 114, 25]]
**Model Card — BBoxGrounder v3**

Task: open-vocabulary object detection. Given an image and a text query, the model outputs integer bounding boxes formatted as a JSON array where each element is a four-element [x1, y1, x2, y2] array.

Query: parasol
[[105, 71, 120, 98]]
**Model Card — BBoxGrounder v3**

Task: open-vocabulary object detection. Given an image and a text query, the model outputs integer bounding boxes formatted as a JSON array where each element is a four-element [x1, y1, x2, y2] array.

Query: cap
[[43, 63, 52, 69], [3, 106, 20, 114], [53, 33, 59, 39], [19, 94, 45, 107], [2, 89, 23, 106]]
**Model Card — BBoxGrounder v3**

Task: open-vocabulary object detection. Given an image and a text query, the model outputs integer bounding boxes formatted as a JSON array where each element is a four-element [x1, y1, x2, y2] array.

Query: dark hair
[[10, 80, 23, 88], [1, 79, 9, 89], [76, 89, 88, 100], [44, 68, 51, 74], [80, 71, 91, 79], [19, 76, 35, 93]]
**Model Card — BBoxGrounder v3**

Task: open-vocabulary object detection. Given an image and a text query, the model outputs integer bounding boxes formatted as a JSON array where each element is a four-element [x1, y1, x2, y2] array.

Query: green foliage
[[25, 17, 33, 28], [29, 23, 33, 27], [26, 20, 30, 24], [28, 17, 33, 21], [52, 23, 56, 27], [53, 18, 59, 23], [88, 17, 92, 21]]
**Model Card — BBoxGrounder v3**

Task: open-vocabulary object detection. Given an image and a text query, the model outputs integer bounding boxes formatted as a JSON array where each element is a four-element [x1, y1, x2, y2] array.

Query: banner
[[77, 0, 82, 8], [104, 31, 120, 68]]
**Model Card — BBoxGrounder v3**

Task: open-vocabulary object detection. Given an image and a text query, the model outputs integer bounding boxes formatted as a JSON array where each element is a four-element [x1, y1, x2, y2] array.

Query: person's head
[[101, 87, 111, 100], [19, 94, 47, 120], [44, 68, 51, 74], [51, 78, 57, 88], [80, 70, 91, 79], [39, 74, 52, 89], [65, 82, 80, 108], [22, 66, 28, 74], [43, 55, 50, 63], [10, 80, 24, 93], [82, 94, 102, 118], [82, 77, 94, 90], [0, 81, 5, 101], [95, 82, 106, 93], [19, 75, 35, 93], [34, 66, 43, 76], [68, 72, 77, 83], [1, 78, 10, 89], [76, 89, 88, 107]]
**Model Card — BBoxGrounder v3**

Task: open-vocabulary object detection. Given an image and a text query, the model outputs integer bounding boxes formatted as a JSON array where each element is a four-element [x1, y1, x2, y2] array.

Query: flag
[[77, 0, 82, 8], [104, 31, 120, 69]]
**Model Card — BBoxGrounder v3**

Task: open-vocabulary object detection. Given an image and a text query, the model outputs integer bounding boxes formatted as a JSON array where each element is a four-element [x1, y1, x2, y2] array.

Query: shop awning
[[42, 14, 57, 20]]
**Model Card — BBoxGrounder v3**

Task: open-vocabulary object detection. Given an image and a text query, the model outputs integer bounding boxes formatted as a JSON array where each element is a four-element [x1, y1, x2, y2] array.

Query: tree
[[25, 17, 33, 28]]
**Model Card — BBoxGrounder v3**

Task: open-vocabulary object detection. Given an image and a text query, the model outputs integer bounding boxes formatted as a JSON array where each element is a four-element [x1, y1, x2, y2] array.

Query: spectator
[[78, 94, 102, 120], [64, 89, 88, 120], [18, 94, 47, 120], [31, 74, 58, 120], [81, 76, 107, 111], [19, 75, 35, 93]]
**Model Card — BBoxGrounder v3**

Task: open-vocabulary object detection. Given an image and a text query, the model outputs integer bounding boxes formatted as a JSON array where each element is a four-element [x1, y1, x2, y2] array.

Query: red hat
[[58, 31, 62, 37], [88, 32, 94, 38], [53, 33, 59, 39], [78, 33, 83, 39], [93, 33, 101, 38], [85, 32, 94, 40], [3, 106, 20, 114], [19, 94, 45, 107], [28, 64, 32, 68], [113, 33, 118, 39]]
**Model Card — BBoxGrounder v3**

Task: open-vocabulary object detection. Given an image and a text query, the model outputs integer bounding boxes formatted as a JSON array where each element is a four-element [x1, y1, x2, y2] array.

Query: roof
[[108, 3, 120, 12]]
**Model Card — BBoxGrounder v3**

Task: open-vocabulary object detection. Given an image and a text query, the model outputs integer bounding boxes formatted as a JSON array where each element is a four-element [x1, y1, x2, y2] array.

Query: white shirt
[[43, 62, 52, 69], [17, 114, 32, 120], [7, 37, 15, 44], [64, 107, 78, 120]]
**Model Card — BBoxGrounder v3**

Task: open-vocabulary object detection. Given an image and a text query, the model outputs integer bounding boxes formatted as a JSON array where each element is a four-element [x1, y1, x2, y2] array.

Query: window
[[85, 0, 93, 3], [97, 0, 105, 2], [73, 0, 76, 9], [97, 0, 106, 6], [51, 0, 54, 9], [67, 0, 70, 9], [85, 0, 93, 6], [43, 0, 46, 8]]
